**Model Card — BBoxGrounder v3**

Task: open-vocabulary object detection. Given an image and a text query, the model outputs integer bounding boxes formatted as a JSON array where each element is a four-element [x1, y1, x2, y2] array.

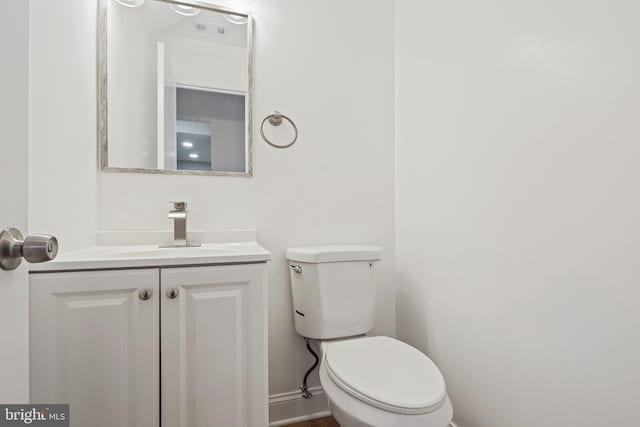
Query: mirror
[[98, 0, 253, 176]]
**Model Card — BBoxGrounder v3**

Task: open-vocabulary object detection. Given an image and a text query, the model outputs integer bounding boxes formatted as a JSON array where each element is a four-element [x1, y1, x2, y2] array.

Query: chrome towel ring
[[260, 111, 298, 149]]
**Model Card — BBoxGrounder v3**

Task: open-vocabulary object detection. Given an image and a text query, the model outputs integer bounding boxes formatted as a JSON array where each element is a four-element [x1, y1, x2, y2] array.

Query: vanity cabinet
[[30, 269, 160, 427], [161, 265, 268, 427], [30, 264, 268, 427]]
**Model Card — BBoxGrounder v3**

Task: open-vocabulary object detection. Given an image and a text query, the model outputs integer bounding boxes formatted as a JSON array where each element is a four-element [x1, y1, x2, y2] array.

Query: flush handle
[[0, 228, 58, 271], [289, 265, 302, 274]]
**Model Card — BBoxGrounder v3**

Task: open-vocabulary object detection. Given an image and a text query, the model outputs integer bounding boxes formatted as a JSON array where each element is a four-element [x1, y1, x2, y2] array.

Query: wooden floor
[[284, 416, 340, 427]]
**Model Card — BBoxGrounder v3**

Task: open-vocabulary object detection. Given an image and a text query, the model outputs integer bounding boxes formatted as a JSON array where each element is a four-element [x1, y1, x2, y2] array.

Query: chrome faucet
[[164, 202, 201, 248]]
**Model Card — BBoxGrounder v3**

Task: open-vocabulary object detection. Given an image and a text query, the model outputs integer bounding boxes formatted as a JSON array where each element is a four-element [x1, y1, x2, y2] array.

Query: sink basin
[[29, 241, 271, 272]]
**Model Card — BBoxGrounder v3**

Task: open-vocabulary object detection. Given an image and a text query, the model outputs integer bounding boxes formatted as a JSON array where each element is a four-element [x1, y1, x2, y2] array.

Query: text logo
[[0, 405, 68, 427]]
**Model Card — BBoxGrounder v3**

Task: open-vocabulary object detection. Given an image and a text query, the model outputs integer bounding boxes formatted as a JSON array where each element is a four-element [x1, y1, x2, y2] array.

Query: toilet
[[287, 245, 453, 427]]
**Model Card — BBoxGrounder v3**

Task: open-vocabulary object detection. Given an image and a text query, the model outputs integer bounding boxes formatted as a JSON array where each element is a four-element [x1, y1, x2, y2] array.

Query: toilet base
[[328, 395, 453, 427]]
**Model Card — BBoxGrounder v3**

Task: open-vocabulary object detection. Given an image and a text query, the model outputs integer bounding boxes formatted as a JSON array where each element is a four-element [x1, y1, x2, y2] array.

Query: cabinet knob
[[139, 289, 152, 301], [166, 288, 179, 299]]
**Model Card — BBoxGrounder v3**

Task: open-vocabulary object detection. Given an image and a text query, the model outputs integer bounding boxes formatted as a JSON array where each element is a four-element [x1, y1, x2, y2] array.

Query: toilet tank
[[286, 245, 383, 340]]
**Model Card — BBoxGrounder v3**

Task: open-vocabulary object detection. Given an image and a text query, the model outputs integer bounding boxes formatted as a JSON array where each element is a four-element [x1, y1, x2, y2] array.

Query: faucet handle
[[170, 201, 187, 210]]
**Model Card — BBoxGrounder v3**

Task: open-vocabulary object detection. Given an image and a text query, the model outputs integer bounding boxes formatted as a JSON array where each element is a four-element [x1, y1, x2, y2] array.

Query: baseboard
[[269, 387, 459, 427], [269, 386, 331, 427]]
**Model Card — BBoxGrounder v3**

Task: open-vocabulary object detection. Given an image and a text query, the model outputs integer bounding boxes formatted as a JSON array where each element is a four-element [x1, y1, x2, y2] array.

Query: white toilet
[[287, 245, 453, 427]]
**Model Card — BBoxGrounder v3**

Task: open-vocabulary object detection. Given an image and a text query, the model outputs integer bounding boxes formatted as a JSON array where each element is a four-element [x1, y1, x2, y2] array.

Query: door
[[0, 0, 30, 403], [30, 270, 160, 427], [161, 264, 268, 427]]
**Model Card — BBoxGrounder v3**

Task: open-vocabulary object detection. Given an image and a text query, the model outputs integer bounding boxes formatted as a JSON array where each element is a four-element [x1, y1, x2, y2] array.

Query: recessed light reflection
[[224, 14, 248, 25], [169, 4, 201, 16], [220, 0, 255, 5], [189, 153, 199, 159], [114, 0, 144, 7], [182, 141, 194, 148]]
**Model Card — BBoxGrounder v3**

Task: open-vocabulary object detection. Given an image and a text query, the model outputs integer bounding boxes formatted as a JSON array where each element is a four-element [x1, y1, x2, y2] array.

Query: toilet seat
[[324, 336, 447, 415]]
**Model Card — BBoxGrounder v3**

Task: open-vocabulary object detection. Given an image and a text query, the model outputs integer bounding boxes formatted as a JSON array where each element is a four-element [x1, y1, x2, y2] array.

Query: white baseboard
[[269, 387, 459, 427], [269, 386, 331, 427]]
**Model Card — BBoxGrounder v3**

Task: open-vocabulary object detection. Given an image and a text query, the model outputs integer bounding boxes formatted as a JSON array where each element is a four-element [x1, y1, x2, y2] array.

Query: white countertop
[[30, 230, 271, 272]]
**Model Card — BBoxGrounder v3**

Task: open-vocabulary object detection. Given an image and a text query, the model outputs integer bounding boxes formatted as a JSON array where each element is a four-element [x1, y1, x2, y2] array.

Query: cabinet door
[[161, 264, 268, 427], [30, 269, 159, 427]]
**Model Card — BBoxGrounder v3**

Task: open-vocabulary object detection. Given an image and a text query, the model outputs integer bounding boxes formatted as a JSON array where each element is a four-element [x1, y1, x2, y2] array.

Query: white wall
[[29, 0, 97, 252], [28, 0, 396, 410], [395, 1, 640, 426]]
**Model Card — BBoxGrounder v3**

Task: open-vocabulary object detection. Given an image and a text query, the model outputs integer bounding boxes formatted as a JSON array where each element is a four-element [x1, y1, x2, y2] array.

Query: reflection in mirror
[[100, 0, 252, 175]]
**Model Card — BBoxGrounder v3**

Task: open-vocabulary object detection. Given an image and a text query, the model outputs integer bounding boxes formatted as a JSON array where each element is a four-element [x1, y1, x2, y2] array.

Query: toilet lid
[[324, 336, 446, 415]]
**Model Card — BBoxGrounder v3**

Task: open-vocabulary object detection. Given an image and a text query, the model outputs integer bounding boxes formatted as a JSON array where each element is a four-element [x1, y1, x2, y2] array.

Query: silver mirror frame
[[97, 0, 254, 177]]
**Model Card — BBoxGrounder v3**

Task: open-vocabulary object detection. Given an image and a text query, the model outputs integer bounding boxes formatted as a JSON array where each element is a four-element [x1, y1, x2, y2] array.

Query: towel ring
[[260, 111, 298, 149]]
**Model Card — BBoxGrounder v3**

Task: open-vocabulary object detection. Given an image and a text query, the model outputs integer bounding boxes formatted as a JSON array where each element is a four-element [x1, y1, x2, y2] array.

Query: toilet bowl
[[318, 336, 453, 427]]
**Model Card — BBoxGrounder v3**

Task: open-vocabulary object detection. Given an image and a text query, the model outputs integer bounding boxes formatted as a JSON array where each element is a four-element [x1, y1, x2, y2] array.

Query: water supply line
[[300, 338, 319, 399]]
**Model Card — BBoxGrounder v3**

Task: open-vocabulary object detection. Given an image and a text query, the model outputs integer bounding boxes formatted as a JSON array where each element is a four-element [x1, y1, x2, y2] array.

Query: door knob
[[0, 228, 58, 271], [166, 288, 179, 299]]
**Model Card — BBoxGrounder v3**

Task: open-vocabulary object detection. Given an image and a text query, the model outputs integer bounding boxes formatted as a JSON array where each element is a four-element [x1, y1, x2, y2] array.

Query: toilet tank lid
[[286, 245, 383, 263]]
